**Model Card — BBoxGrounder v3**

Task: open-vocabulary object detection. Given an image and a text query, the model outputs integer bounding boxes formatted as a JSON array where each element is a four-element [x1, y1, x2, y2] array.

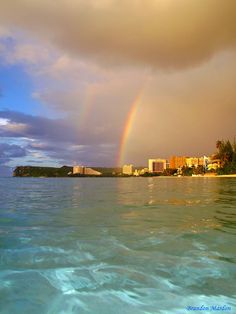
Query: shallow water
[[0, 177, 235, 314]]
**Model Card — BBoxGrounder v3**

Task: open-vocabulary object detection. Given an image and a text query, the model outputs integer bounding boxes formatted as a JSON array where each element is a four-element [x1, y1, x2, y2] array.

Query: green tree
[[193, 165, 205, 175], [181, 166, 193, 176], [215, 140, 233, 165], [216, 139, 236, 174], [232, 139, 236, 164]]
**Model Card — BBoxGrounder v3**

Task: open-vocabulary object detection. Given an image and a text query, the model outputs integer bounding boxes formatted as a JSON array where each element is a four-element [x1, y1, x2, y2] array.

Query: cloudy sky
[[0, 0, 236, 175]]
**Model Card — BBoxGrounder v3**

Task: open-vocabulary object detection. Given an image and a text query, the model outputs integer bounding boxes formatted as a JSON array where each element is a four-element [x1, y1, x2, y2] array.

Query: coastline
[[216, 174, 236, 178], [11, 174, 236, 178]]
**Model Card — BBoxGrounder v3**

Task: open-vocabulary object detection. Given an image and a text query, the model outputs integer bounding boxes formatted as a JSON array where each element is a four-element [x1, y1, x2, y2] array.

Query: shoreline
[[215, 174, 236, 178], [11, 174, 236, 178]]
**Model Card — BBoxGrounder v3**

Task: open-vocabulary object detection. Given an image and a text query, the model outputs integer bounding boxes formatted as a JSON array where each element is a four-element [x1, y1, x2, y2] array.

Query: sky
[[0, 0, 236, 175]]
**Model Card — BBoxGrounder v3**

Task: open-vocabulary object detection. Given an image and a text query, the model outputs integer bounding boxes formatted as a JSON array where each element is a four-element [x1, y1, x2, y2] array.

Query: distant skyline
[[0, 0, 236, 176]]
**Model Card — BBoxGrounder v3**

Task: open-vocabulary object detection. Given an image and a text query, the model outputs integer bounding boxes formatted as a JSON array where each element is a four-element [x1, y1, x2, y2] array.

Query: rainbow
[[117, 90, 143, 166]]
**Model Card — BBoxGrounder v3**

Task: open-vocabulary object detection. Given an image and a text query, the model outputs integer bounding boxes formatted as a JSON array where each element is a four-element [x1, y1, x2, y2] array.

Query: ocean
[[0, 177, 235, 314]]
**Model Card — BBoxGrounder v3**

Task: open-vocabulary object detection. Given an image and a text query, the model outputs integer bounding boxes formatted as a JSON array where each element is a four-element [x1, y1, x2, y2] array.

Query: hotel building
[[169, 155, 211, 169], [169, 156, 186, 169], [73, 166, 101, 176], [206, 157, 221, 171], [122, 164, 133, 175], [148, 159, 167, 173], [185, 157, 200, 168]]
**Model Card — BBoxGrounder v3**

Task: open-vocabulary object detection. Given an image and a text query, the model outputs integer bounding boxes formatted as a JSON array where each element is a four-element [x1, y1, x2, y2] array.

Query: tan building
[[148, 159, 167, 173], [73, 166, 84, 175], [73, 166, 101, 176], [84, 168, 102, 176], [185, 157, 210, 168], [198, 157, 204, 166], [169, 156, 186, 169], [186, 157, 200, 168], [122, 164, 133, 175]]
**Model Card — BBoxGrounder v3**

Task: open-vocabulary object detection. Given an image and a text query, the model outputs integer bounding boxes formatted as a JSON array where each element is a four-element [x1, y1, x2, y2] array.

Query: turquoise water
[[0, 177, 235, 314]]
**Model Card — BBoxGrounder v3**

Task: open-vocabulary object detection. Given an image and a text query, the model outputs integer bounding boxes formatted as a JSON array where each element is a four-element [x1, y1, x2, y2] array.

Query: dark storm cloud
[[0, 110, 118, 166], [0, 0, 236, 69], [27, 142, 117, 167], [0, 1, 236, 167], [0, 143, 27, 165], [0, 110, 77, 142], [0, 110, 120, 146]]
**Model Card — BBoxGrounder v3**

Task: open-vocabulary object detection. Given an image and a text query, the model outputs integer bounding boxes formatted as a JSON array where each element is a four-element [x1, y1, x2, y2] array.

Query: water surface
[[0, 177, 235, 313]]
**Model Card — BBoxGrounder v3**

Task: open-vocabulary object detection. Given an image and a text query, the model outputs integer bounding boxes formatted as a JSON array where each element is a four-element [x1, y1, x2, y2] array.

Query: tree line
[[215, 139, 236, 174]]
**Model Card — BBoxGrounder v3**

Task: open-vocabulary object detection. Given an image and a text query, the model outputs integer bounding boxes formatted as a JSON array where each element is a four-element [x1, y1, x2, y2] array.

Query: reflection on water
[[117, 177, 225, 235], [0, 177, 236, 314]]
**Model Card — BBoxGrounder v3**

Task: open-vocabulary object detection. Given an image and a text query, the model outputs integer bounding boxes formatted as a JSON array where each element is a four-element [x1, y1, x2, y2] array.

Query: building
[[169, 156, 186, 169], [140, 167, 149, 175], [207, 158, 221, 171], [73, 166, 101, 176], [132, 167, 149, 176], [197, 156, 209, 168], [186, 157, 201, 168], [184, 156, 210, 168], [84, 167, 102, 176], [73, 166, 84, 175], [122, 164, 133, 175], [133, 169, 139, 176], [148, 159, 167, 173]]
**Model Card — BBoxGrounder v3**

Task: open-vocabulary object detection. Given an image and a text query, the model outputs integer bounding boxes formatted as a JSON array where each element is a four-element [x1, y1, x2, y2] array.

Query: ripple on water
[[0, 177, 236, 313]]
